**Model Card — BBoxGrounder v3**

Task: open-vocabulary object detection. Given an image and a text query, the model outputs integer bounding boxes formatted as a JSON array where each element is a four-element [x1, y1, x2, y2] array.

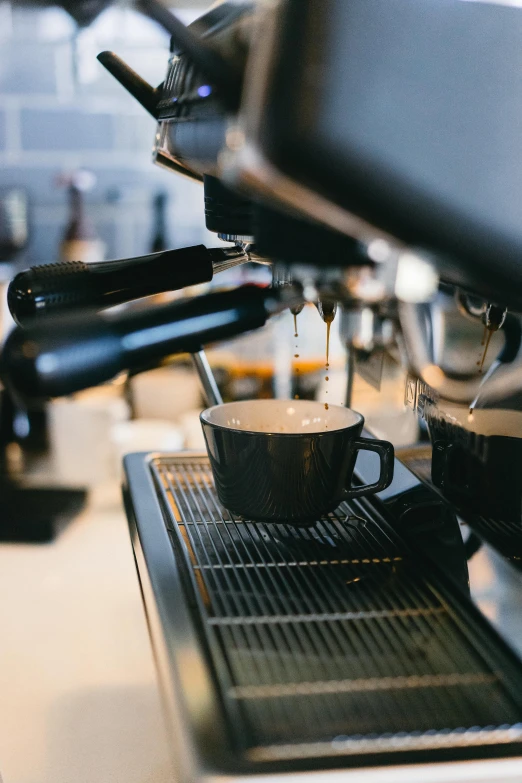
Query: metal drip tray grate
[[148, 454, 522, 763]]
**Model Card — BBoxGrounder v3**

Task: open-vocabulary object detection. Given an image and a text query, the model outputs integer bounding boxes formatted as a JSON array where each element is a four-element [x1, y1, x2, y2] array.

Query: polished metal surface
[[397, 444, 522, 660], [191, 350, 223, 407], [140, 453, 522, 767]]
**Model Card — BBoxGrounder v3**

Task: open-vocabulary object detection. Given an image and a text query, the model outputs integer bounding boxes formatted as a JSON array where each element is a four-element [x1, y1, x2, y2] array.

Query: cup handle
[[341, 437, 395, 500]]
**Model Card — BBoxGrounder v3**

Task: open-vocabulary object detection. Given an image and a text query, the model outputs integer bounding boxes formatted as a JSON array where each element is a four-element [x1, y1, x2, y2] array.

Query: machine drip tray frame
[[123, 451, 522, 777]]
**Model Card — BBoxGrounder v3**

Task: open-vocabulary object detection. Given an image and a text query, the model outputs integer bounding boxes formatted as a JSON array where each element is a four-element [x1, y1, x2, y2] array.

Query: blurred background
[[0, 5, 215, 783], [0, 0, 213, 265]]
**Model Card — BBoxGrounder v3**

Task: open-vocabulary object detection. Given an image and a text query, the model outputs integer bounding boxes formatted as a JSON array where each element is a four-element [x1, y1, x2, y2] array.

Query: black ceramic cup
[[427, 404, 522, 525], [200, 399, 394, 524]]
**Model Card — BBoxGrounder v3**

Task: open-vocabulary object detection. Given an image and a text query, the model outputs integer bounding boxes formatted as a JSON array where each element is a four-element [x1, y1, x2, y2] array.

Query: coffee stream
[[469, 324, 495, 416], [294, 311, 300, 399], [325, 317, 332, 369], [289, 306, 336, 421], [323, 310, 335, 416], [478, 325, 493, 373]]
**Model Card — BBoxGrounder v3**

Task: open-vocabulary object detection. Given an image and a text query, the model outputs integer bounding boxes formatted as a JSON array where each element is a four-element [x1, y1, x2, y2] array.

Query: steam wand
[[191, 350, 223, 407]]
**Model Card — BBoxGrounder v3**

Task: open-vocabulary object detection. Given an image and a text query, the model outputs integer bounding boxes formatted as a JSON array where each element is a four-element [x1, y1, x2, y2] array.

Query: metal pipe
[[398, 301, 484, 403], [398, 301, 522, 405], [345, 348, 355, 408], [191, 350, 222, 407]]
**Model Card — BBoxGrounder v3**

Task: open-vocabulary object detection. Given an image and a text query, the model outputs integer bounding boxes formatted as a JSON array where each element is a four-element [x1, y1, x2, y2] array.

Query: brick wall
[[0, 1, 213, 268]]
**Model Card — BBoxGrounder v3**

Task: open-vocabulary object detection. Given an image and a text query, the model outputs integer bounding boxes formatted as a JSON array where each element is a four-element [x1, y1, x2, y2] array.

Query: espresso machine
[[4, 0, 522, 779]]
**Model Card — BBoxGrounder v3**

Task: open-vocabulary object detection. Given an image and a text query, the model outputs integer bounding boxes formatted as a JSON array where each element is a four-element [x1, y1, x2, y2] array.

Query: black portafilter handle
[[1, 285, 273, 402], [7, 245, 244, 326]]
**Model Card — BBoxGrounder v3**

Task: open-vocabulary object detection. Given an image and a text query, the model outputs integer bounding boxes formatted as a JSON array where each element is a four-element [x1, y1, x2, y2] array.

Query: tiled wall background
[[0, 1, 212, 269]]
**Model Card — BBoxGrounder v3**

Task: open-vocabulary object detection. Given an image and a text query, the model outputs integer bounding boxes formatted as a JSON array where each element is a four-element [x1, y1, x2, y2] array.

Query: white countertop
[[0, 482, 173, 783]]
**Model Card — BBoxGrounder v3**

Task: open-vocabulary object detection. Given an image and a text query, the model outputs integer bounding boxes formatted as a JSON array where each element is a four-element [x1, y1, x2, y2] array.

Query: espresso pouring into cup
[[200, 399, 394, 524]]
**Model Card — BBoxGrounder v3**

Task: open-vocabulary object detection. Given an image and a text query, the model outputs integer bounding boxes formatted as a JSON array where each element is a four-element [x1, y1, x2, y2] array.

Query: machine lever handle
[[136, 0, 242, 110], [8, 245, 247, 326], [1, 285, 271, 401], [97, 51, 160, 118]]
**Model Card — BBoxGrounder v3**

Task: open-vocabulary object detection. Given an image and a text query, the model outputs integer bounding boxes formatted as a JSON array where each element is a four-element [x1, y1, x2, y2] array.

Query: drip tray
[[124, 453, 522, 774]]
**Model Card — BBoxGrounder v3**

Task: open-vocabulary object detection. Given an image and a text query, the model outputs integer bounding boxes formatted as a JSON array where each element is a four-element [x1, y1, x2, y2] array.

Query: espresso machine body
[[5, 0, 522, 778], [235, 0, 522, 302]]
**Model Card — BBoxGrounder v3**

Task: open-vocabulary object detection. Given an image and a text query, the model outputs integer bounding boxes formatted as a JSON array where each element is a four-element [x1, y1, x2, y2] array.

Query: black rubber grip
[[1, 286, 269, 400], [7, 245, 215, 326]]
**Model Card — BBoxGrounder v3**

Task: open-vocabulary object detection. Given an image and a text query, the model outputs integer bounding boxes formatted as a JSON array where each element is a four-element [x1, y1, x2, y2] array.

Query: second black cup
[[200, 399, 394, 524]]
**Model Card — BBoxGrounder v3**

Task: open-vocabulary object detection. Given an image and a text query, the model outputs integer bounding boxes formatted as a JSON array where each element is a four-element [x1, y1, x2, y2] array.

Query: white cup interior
[[200, 399, 362, 434]]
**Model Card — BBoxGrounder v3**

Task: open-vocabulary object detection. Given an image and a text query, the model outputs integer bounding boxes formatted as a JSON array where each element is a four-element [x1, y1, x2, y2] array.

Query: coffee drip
[[478, 325, 494, 373], [291, 304, 304, 338], [318, 301, 337, 414]]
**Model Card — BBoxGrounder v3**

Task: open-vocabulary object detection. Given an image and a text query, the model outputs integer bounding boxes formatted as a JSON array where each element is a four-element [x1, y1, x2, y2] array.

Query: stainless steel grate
[[150, 454, 522, 762]]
